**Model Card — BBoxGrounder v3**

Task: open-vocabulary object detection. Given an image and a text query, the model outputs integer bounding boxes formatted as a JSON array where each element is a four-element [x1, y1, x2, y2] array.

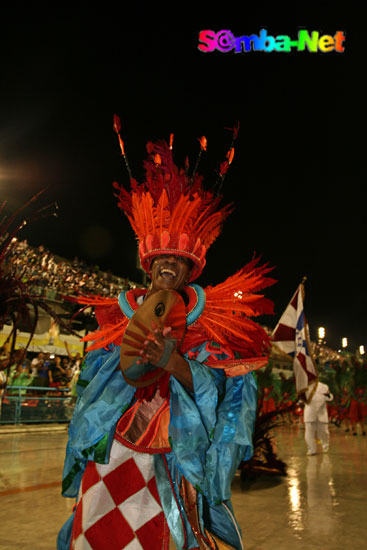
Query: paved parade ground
[[0, 423, 366, 549]]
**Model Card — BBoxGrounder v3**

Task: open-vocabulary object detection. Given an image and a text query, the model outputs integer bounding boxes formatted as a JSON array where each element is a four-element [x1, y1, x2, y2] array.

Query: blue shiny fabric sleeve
[[61, 345, 135, 497], [169, 343, 257, 505], [154, 342, 257, 549]]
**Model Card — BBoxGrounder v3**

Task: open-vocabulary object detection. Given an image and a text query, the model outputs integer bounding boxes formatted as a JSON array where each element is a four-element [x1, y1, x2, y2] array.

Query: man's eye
[[177, 257, 190, 266]]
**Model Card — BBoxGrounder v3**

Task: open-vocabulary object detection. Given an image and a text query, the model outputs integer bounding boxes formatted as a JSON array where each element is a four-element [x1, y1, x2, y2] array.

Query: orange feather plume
[[155, 188, 170, 236], [227, 147, 235, 164], [186, 257, 276, 358], [82, 319, 128, 351], [168, 193, 201, 235]]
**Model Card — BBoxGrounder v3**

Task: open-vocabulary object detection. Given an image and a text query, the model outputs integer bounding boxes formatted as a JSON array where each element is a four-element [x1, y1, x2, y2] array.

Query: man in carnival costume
[[58, 118, 275, 550]]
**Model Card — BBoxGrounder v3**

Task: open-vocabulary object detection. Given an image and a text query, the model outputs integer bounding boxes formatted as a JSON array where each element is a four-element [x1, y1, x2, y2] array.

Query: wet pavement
[[0, 423, 366, 549], [232, 424, 366, 549]]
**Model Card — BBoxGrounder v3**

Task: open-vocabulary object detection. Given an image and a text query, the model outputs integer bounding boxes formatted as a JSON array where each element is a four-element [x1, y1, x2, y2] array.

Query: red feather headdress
[[112, 117, 238, 281], [64, 120, 276, 377]]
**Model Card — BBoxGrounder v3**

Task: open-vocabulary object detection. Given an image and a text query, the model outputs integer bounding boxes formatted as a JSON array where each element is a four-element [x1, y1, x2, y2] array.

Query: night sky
[[0, 10, 364, 351]]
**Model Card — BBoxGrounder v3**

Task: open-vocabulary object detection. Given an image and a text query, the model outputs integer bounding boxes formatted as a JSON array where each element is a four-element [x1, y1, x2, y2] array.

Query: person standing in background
[[50, 356, 69, 388], [64, 341, 82, 377], [0, 348, 9, 413], [31, 352, 44, 378], [36, 353, 52, 387], [304, 380, 333, 455]]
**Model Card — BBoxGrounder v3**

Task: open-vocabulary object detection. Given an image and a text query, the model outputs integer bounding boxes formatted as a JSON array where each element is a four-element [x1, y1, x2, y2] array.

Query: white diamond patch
[[82, 480, 116, 532], [118, 486, 162, 531]]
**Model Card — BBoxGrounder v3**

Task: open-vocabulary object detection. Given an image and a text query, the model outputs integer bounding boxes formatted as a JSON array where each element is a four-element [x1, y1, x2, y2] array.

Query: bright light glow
[[318, 327, 325, 339], [234, 290, 243, 299], [287, 467, 304, 532], [342, 337, 348, 348], [359, 345, 365, 355]]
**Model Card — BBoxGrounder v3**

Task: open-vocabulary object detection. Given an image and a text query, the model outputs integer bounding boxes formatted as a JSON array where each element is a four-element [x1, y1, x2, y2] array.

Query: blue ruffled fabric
[[58, 341, 257, 550], [61, 345, 136, 498], [169, 358, 257, 504], [160, 347, 257, 549]]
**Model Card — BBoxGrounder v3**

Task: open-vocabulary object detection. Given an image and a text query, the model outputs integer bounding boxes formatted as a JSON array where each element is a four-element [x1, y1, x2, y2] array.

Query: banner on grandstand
[[271, 280, 318, 398], [0, 324, 85, 356]]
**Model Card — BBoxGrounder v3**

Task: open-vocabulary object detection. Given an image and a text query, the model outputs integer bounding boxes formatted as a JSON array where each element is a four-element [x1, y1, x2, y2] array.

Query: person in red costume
[[58, 121, 275, 550], [349, 387, 367, 436]]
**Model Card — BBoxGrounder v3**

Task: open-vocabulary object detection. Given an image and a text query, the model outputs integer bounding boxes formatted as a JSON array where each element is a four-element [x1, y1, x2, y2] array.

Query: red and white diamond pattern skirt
[[70, 440, 170, 550]]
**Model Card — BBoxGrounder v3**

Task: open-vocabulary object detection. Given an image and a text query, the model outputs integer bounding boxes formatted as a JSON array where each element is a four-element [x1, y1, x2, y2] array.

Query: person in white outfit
[[304, 380, 333, 455]]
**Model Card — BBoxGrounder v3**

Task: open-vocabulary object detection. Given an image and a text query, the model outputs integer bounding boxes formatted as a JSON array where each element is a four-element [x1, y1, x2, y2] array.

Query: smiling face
[[150, 254, 193, 294]]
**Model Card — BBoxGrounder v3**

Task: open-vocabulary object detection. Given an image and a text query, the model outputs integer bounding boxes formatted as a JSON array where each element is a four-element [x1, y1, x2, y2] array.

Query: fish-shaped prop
[[120, 290, 186, 387]]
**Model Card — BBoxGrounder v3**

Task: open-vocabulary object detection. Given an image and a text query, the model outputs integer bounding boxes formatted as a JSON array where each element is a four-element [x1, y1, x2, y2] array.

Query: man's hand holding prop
[[120, 290, 187, 388]]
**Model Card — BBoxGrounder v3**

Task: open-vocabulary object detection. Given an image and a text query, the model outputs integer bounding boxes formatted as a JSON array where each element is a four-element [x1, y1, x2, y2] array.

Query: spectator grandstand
[[5, 238, 142, 300]]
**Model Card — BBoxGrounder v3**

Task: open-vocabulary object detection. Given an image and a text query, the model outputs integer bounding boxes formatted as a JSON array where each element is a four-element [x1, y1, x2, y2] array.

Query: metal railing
[[0, 386, 75, 424]]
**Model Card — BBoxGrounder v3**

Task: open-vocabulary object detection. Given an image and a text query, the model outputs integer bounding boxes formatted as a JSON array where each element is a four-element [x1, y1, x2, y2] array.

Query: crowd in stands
[[0, 342, 82, 398], [4, 238, 141, 300], [0, 237, 143, 422]]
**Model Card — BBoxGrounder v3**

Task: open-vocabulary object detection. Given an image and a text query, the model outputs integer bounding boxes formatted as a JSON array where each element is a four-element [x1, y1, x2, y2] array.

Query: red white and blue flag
[[271, 282, 317, 396]]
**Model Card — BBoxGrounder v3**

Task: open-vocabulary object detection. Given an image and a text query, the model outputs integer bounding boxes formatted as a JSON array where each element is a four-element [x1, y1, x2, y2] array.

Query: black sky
[[0, 9, 364, 351]]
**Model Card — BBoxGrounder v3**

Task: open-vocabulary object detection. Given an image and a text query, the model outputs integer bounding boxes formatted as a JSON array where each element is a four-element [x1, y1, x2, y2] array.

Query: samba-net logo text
[[198, 29, 346, 53]]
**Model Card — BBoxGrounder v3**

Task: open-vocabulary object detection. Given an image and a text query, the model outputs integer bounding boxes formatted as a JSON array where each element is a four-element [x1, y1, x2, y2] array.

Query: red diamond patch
[[103, 457, 146, 505], [71, 496, 83, 541], [147, 475, 161, 505], [135, 511, 168, 549], [85, 507, 135, 550], [82, 461, 101, 493]]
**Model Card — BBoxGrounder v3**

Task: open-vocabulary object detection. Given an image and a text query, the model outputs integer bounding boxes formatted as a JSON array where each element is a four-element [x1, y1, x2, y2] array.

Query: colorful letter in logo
[[198, 29, 346, 53]]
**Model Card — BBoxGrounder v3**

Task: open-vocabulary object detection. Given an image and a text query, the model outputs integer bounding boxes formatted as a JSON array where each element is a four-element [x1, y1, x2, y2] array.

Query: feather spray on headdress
[[112, 115, 239, 281]]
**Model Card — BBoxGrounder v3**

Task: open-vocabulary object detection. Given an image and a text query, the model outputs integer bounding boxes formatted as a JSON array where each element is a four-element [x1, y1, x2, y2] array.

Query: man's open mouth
[[160, 268, 177, 279]]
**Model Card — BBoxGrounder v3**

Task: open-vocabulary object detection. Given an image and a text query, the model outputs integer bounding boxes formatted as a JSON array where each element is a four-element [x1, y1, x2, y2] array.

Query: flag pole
[[299, 275, 319, 403], [300, 275, 307, 300]]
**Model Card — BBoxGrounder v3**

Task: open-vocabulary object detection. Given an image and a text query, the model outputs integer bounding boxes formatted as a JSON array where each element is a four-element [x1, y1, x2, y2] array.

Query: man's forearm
[[164, 351, 193, 392]]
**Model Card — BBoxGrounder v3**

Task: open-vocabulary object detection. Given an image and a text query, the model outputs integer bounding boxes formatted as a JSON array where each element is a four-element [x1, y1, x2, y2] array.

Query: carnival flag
[[271, 281, 317, 397]]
